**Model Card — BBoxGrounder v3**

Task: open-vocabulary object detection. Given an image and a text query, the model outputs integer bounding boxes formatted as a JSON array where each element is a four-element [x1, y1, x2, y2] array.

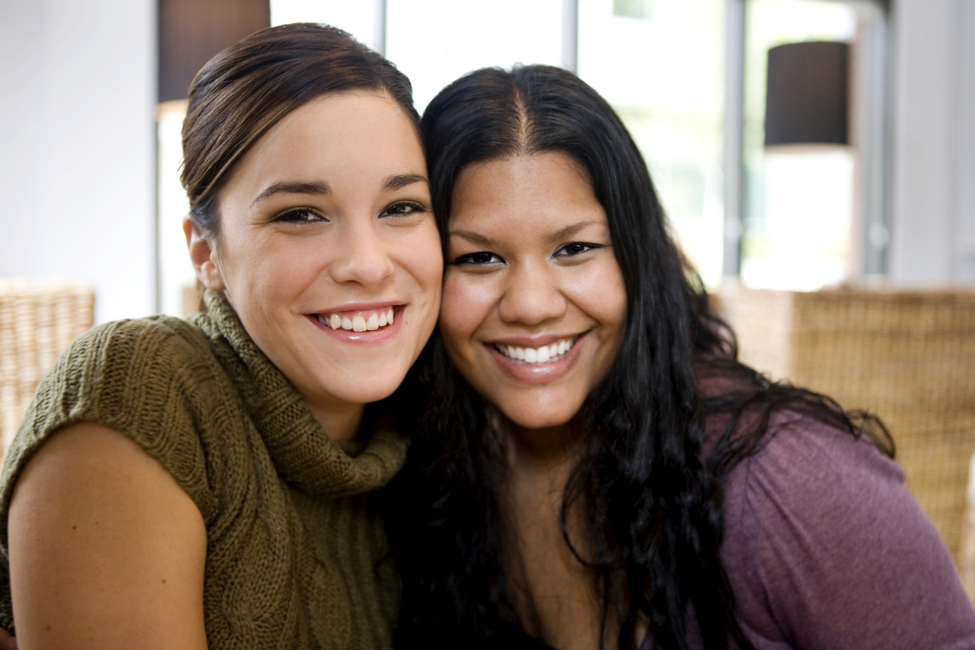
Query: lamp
[[158, 0, 271, 103], [764, 41, 850, 147]]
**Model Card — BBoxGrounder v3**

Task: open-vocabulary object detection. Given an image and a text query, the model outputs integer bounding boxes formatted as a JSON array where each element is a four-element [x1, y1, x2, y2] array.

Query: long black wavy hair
[[385, 65, 892, 650]]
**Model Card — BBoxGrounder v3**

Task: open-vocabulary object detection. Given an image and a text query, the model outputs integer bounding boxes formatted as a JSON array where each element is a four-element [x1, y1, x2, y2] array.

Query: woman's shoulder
[[70, 313, 213, 361], [52, 313, 227, 394], [697, 367, 902, 494], [719, 409, 904, 493], [712, 409, 975, 649], [19, 314, 230, 433], [2, 314, 232, 525]]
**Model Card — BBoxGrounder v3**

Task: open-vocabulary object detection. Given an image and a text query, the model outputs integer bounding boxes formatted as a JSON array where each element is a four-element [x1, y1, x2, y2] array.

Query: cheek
[[601, 268, 628, 337], [392, 225, 444, 325], [219, 232, 310, 291], [568, 259, 627, 340], [440, 273, 495, 350], [410, 228, 445, 294], [596, 269, 627, 378], [243, 248, 318, 310]]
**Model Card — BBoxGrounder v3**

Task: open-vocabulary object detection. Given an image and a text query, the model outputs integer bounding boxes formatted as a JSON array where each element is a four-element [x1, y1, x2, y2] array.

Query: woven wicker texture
[[0, 279, 94, 456], [718, 282, 975, 578]]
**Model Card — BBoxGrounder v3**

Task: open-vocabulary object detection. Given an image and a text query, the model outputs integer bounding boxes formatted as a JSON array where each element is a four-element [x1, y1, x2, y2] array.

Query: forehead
[[450, 153, 604, 232], [226, 91, 424, 192]]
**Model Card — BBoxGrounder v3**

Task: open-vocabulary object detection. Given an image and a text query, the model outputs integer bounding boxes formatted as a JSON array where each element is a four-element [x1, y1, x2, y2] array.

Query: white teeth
[[497, 338, 575, 365], [318, 308, 397, 332]]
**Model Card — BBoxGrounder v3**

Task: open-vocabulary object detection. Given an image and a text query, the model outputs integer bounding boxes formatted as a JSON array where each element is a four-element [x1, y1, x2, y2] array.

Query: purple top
[[478, 407, 975, 650], [682, 411, 975, 649]]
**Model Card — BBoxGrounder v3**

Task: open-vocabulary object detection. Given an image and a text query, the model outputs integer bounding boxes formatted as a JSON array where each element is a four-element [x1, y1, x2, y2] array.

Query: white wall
[[889, 0, 975, 286], [0, 0, 157, 323]]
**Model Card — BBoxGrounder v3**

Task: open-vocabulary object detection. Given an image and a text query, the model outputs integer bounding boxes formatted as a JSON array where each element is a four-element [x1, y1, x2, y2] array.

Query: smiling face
[[187, 91, 442, 438], [440, 152, 627, 445]]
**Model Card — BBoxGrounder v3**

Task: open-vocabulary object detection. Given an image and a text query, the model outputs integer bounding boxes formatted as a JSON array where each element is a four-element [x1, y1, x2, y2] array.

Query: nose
[[327, 218, 396, 287], [497, 261, 567, 326]]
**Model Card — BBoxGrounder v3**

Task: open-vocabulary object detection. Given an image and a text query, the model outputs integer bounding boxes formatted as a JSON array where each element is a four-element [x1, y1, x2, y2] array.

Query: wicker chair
[[717, 282, 975, 590], [0, 279, 95, 457]]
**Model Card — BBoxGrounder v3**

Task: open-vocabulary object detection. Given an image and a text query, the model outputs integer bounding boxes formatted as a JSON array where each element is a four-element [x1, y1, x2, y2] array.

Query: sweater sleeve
[[719, 415, 975, 650], [0, 316, 226, 552]]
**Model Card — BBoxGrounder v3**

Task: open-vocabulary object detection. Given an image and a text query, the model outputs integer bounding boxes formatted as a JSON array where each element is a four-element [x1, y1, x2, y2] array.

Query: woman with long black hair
[[387, 65, 975, 649]]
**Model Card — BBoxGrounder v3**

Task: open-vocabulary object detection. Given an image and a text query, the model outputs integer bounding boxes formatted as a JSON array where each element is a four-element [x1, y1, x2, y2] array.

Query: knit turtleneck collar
[[189, 290, 408, 498]]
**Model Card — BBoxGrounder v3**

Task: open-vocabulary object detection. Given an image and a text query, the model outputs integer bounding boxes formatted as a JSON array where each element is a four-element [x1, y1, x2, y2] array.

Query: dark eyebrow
[[449, 230, 498, 247], [449, 221, 601, 248], [251, 181, 330, 207], [545, 221, 600, 245], [250, 174, 426, 207], [382, 173, 428, 192]]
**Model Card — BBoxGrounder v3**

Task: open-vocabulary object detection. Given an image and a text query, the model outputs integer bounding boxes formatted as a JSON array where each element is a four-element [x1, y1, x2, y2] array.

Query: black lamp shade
[[158, 0, 271, 103], [764, 41, 850, 147]]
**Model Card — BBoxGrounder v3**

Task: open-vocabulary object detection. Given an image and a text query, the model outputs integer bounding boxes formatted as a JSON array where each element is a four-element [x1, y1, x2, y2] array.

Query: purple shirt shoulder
[[696, 411, 975, 650]]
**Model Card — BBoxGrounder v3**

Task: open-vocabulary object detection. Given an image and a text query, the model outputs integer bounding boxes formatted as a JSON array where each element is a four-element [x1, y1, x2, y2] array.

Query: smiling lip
[[307, 303, 403, 343], [486, 332, 587, 384]]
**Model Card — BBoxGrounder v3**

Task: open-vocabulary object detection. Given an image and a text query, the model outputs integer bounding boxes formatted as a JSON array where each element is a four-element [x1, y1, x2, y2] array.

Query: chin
[[323, 355, 418, 404], [494, 389, 584, 428], [341, 384, 403, 405], [497, 406, 576, 434]]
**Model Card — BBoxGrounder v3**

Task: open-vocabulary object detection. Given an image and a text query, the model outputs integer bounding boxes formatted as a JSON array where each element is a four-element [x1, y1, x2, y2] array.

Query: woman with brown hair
[[0, 23, 440, 650]]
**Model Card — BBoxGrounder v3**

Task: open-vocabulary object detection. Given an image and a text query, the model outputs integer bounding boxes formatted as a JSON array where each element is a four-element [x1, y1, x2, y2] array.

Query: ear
[[183, 217, 226, 291]]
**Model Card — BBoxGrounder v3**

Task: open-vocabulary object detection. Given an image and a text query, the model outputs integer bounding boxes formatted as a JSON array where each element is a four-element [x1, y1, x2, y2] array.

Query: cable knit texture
[[0, 291, 407, 649]]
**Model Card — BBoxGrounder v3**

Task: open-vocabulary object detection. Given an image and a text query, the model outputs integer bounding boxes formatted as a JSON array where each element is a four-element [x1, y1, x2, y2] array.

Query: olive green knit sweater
[[0, 291, 408, 649]]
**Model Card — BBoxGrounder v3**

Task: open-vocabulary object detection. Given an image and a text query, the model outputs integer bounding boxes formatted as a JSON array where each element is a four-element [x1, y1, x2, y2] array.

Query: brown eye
[[454, 251, 502, 265], [273, 207, 326, 223], [380, 201, 427, 218], [555, 242, 600, 257]]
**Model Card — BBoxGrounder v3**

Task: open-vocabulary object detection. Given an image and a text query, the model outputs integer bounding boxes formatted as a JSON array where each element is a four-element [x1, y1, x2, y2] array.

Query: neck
[[505, 419, 581, 474], [503, 419, 580, 518], [503, 416, 579, 521], [304, 399, 365, 442], [502, 421, 605, 650]]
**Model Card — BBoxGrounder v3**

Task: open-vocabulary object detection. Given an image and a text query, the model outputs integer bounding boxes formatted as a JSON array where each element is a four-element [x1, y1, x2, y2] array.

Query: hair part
[[180, 23, 418, 237]]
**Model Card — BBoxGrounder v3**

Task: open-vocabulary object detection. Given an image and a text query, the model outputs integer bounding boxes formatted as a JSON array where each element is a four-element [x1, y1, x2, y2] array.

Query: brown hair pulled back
[[180, 23, 418, 237]]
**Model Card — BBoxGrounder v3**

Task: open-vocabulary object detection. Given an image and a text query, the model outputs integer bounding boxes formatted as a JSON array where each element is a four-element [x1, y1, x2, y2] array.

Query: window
[[578, 0, 726, 287], [739, 0, 887, 290]]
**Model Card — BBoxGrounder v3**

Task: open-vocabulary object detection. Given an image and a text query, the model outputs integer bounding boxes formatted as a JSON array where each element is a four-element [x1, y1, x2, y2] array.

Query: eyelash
[[272, 200, 428, 224], [453, 242, 602, 266], [273, 207, 324, 223], [380, 200, 428, 218], [555, 242, 601, 257], [453, 251, 503, 266]]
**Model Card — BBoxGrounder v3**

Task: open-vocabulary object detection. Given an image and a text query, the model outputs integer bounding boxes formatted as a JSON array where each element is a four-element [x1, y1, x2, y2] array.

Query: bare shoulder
[[7, 422, 208, 650]]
